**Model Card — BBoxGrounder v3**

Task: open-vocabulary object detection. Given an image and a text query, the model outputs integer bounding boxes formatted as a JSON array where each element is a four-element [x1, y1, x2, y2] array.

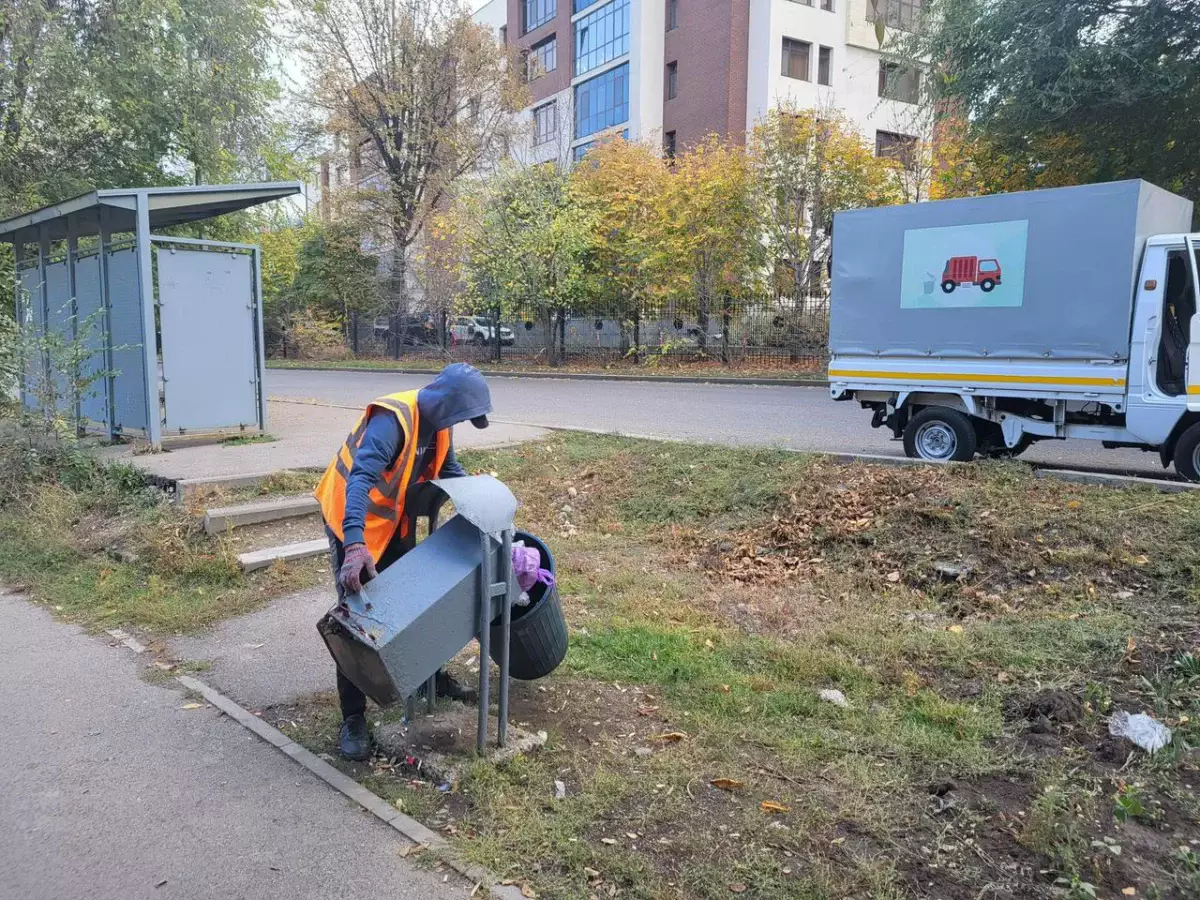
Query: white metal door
[[158, 247, 259, 432], [1183, 236, 1200, 411]]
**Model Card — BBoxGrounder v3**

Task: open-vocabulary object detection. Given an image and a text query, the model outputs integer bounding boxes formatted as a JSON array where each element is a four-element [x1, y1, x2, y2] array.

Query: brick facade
[[661, 0, 749, 149]]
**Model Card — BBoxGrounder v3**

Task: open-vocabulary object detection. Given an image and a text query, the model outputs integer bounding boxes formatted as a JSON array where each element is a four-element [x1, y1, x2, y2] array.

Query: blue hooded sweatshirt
[[340, 363, 492, 548]]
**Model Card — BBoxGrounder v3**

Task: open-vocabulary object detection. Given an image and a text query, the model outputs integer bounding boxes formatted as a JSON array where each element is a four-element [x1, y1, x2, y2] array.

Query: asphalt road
[[0, 592, 468, 900], [268, 368, 1173, 479]]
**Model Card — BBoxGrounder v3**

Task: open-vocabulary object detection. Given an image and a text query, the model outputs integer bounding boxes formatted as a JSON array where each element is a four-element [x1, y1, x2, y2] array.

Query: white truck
[[828, 181, 1200, 478]]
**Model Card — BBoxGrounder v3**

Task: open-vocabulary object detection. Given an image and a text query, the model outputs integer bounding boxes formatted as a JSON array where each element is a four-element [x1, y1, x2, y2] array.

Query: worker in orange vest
[[314, 363, 493, 760]]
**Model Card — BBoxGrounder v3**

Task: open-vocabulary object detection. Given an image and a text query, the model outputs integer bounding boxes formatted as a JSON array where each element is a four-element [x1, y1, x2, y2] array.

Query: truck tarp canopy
[[830, 180, 1194, 361]]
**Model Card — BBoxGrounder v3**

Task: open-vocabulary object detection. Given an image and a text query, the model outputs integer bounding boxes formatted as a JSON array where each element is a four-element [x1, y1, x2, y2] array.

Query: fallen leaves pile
[[713, 463, 946, 585]]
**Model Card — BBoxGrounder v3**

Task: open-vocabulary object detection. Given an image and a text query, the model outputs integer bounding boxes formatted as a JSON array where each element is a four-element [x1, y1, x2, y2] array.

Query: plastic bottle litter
[[1109, 711, 1173, 753]]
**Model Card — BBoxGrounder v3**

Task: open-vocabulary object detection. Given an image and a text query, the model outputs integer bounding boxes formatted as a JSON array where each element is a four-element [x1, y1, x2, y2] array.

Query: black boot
[[338, 713, 371, 761], [434, 668, 478, 704]]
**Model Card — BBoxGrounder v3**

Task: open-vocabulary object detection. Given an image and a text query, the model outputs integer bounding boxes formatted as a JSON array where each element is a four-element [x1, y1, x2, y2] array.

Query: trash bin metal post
[[497, 528, 513, 747], [477, 529, 493, 752]]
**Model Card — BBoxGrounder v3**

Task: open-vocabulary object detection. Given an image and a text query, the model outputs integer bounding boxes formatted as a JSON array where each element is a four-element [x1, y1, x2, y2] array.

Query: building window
[[667, 0, 678, 30], [876, 130, 918, 168], [574, 0, 630, 77], [781, 38, 811, 81], [788, 0, 813, 5], [868, 0, 923, 33], [574, 62, 629, 140], [499, 25, 507, 45], [664, 131, 676, 159], [574, 0, 602, 11], [878, 61, 920, 103], [817, 47, 832, 86], [522, 0, 555, 35], [573, 141, 596, 162], [528, 35, 557, 80], [665, 61, 678, 100], [533, 101, 558, 145], [822, 0, 833, 9]]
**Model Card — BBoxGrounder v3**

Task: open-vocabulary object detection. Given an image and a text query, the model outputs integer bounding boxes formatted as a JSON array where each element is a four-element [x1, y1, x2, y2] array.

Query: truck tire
[[941, 280, 957, 294], [904, 408, 978, 462], [473, 332, 487, 346], [980, 279, 996, 293], [1172, 422, 1200, 482]]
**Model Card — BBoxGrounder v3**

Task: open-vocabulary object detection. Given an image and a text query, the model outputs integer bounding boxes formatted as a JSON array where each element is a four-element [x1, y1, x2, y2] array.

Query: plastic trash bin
[[491, 531, 567, 680]]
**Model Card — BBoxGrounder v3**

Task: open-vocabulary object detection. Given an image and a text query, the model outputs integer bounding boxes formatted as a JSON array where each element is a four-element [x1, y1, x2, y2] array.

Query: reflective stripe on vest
[[313, 391, 451, 562]]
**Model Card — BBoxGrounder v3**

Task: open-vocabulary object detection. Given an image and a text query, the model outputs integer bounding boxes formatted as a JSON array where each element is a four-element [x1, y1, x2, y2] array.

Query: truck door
[[1184, 237, 1200, 410]]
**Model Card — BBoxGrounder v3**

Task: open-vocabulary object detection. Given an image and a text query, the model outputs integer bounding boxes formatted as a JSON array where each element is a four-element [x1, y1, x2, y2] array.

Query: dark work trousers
[[328, 528, 411, 721]]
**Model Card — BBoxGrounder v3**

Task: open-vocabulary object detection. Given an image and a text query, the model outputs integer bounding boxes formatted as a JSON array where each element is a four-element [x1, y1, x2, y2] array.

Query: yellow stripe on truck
[[827, 369, 1126, 388], [1187, 385, 1200, 396]]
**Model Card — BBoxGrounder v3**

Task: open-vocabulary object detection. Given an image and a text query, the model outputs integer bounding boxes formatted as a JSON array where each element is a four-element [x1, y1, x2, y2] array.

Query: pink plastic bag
[[512, 541, 555, 593]]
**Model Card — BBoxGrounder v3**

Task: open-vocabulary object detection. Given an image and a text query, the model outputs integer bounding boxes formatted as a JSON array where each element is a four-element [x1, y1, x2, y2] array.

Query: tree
[[289, 220, 383, 325], [568, 138, 672, 359], [296, 0, 525, 313], [750, 106, 899, 320], [656, 136, 763, 360], [0, 0, 288, 218], [450, 162, 596, 366], [901, 0, 1200, 203]]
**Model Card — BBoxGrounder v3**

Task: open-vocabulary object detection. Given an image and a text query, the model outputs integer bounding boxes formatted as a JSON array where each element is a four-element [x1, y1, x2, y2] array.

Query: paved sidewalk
[[0, 592, 468, 900], [98, 398, 546, 481], [170, 584, 336, 711]]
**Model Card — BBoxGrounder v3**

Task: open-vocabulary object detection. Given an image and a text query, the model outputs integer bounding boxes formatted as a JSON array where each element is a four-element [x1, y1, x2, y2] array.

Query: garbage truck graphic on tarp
[[900, 219, 1029, 309]]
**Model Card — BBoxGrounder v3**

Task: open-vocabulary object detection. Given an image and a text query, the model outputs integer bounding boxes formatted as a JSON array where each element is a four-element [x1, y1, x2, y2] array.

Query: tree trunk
[[721, 295, 732, 364], [543, 306, 555, 366], [633, 307, 641, 364], [557, 305, 567, 366]]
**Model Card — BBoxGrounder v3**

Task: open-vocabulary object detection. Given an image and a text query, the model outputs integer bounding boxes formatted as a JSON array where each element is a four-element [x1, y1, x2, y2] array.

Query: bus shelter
[[0, 183, 301, 448]]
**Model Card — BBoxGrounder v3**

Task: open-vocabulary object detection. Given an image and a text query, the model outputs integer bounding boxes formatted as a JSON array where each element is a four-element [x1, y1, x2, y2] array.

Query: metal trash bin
[[490, 531, 567, 680]]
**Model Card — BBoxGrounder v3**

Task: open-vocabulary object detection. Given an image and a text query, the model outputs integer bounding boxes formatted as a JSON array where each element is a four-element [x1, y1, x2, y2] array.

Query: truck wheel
[[473, 332, 487, 346], [980, 279, 996, 293], [941, 280, 957, 294], [904, 408, 978, 462], [1172, 423, 1200, 481]]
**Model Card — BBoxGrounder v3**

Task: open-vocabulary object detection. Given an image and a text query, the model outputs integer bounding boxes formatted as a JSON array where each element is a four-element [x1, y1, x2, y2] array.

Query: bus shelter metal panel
[[18, 266, 42, 406], [156, 245, 261, 433], [45, 259, 72, 411], [105, 247, 150, 435], [74, 253, 109, 426]]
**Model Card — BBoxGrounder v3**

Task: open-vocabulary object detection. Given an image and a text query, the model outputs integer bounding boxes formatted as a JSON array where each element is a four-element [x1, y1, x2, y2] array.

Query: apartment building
[[473, 0, 925, 164]]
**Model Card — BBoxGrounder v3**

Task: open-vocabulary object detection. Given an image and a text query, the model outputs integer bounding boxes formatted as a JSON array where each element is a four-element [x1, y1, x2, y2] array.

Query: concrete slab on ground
[[98, 398, 546, 482], [0, 591, 469, 900], [377, 703, 547, 786], [169, 584, 337, 710]]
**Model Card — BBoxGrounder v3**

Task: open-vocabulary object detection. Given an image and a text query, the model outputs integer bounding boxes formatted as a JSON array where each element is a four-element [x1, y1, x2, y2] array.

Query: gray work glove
[[338, 542, 377, 593]]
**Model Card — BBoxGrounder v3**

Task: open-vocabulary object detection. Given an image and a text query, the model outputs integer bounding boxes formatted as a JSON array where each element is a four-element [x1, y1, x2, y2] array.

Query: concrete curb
[[175, 675, 524, 900], [268, 362, 828, 389], [204, 495, 320, 535], [238, 538, 329, 572]]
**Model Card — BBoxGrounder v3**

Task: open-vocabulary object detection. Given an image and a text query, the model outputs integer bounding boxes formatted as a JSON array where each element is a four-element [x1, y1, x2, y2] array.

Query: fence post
[[350, 311, 359, 354], [493, 304, 501, 363]]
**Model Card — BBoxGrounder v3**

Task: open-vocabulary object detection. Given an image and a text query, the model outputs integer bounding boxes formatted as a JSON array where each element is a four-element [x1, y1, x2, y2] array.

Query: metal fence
[[269, 298, 831, 372]]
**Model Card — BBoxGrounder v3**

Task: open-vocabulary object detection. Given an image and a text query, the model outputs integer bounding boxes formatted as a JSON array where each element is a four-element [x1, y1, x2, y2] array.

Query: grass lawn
[[0, 436, 326, 634], [263, 433, 1200, 900]]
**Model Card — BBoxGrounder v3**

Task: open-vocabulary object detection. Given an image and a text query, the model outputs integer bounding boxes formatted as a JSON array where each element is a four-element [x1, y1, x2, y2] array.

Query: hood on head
[[416, 363, 493, 433]]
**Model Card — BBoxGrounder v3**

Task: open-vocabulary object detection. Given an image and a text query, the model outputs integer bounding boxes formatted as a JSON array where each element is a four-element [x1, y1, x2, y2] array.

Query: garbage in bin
[[512, 540, 555, 606], [492, 531, 568, 681]]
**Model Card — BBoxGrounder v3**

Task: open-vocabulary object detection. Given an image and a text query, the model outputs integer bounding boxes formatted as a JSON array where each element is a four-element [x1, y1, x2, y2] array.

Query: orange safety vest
[[314, 390, 450, 561]]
